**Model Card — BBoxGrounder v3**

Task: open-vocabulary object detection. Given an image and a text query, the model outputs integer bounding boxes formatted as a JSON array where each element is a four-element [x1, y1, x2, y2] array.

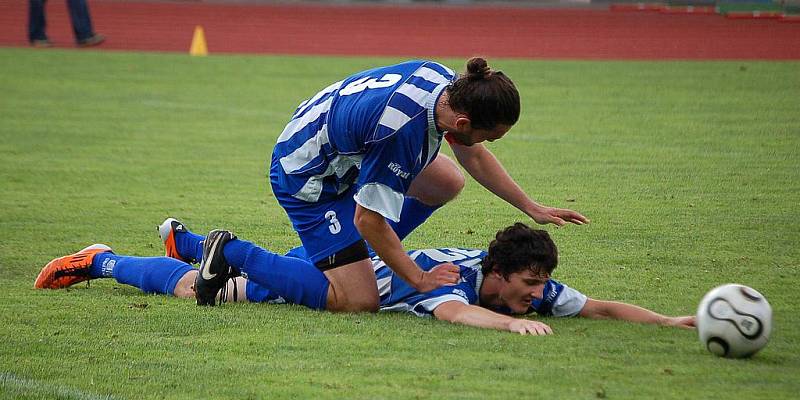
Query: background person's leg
[[28, 0, 48, 42], [65, 0, 95, 42]]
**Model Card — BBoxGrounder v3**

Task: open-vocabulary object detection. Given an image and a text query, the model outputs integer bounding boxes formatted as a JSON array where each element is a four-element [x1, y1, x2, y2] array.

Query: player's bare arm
[[354, 205, 459, 292], [434, 300, 552, 335], [578, 298, 696, 329], [449, 141, 589, 227]]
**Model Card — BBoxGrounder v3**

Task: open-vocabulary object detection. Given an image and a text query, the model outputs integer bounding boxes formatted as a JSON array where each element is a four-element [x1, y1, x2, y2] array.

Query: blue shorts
[[270, 180, 364, 265]]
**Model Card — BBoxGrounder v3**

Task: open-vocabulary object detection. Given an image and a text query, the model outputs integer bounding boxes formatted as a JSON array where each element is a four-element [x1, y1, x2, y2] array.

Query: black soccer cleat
[[195, 229, 237, 306]]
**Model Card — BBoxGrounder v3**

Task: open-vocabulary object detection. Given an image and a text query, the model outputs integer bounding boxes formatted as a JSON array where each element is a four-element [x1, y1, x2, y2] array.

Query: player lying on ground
[[34, 220, 694, 335]]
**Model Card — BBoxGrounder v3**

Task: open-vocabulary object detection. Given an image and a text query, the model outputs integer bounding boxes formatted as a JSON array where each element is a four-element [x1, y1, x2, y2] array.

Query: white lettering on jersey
[[339, 74, 402, 96], [387, 162, 410, 179]]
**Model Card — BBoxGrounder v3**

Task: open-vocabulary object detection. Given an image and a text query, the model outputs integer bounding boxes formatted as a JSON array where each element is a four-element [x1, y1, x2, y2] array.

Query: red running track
[[1, 0, 798, 59]]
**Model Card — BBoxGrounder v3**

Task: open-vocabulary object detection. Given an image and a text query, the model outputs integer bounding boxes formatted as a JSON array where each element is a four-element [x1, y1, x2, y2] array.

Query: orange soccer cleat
[[158, 218, 191, 262], [34, 244, 112, 289]]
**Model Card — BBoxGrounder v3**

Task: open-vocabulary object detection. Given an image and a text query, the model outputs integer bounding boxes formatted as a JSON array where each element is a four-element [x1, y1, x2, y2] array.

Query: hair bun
[[466, 57, 491, 80]]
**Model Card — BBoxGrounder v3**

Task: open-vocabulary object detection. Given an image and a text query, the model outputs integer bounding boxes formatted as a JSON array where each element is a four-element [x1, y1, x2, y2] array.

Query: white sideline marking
[[0, 372, 117, 400]]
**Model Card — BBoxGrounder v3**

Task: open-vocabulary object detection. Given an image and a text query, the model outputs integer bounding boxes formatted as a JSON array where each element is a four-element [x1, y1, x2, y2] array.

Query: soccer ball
[[696, 284, 772, 358]]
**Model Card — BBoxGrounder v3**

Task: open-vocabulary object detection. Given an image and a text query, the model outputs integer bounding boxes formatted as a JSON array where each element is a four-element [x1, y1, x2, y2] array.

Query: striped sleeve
[[530, 280, 588, 317], [368, 62, 454, 143]]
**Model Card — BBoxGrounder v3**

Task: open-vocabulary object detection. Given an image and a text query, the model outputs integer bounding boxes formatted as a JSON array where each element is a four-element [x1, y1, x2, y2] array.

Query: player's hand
[[417, 263, 461, 292], [507, 319, 553, 336], [530, 206, 589, 227], [664, 315, 696, 330]]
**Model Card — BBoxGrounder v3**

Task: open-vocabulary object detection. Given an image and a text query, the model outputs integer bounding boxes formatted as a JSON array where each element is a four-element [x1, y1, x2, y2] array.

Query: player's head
[[481, 223, 558, 313], [445, 57, 520, 146]]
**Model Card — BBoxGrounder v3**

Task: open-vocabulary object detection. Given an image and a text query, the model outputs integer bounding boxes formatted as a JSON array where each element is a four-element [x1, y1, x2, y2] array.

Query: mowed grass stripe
[[0, 372, 116, 400]]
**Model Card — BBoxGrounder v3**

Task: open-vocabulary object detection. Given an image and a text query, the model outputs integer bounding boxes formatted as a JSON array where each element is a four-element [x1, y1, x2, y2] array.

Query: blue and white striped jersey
[[271, 60, 456, 222], [374, 248, 588, 318], [248, 246, 587, 317]]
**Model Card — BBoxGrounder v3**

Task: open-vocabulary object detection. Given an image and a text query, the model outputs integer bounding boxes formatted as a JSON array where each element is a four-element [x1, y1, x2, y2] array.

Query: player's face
[[498, 269, 550, 314], [449, 123, 511, 147]]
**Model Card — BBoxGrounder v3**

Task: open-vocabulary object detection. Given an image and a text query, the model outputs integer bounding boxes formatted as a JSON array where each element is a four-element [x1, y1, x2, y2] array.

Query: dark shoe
[[77, 34, 105, 48], [195, 229, 237, 306], [30, 39, 53, 48]]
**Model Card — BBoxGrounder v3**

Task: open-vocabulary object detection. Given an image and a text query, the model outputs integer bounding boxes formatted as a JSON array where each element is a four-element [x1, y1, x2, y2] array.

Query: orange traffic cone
[[190, 26, 208, 56]]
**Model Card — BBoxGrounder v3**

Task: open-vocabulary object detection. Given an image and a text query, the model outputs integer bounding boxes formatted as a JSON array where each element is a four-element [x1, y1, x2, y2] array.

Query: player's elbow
[[353, 206, 376, 232], [580, 299, 612, 320], [433, 302, 468, 323]]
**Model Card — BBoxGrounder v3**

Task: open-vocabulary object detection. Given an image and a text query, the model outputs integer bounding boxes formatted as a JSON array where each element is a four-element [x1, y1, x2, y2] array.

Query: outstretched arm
[[450, 142, 588, 226], [434, 301, 553, 335], [578, 298, 696, 329]]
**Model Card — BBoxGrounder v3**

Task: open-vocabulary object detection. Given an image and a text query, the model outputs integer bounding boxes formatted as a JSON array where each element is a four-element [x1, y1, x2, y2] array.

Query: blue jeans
[[28, 0, 95, 42]]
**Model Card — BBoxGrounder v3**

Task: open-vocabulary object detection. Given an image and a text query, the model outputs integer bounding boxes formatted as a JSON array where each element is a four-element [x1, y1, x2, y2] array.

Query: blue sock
[[175, 230, 205, 264], [93, 253, 194, 295], [222, 239, 329, 310], [89, 251, 117, 278], [389, 197, 440, 241]]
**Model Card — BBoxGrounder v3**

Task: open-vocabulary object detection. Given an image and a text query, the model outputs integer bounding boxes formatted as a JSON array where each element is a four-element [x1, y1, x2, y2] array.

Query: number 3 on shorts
[[325, 211, 341, 234]]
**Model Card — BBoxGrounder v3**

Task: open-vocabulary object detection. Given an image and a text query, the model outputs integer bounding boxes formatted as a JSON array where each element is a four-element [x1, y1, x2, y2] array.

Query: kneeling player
[[34, 220, 694, 335]]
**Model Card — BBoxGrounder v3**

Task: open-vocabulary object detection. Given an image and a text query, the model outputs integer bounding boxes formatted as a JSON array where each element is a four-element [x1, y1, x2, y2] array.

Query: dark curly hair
[[481, 223, 558, 278], [446, 57, 520, 130]]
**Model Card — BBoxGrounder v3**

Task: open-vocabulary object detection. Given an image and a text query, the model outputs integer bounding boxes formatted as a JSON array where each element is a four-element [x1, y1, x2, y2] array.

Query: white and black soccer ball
[[696, 284, 772, 358]]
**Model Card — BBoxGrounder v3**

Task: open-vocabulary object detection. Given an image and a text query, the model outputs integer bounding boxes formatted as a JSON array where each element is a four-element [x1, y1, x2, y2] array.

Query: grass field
[[0, 48, 798, 399]]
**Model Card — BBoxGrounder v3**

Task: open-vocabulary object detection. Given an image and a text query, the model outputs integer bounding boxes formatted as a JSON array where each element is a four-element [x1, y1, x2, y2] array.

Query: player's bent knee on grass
[[324, 258, 380, 313], [408, 154, 465, 206]]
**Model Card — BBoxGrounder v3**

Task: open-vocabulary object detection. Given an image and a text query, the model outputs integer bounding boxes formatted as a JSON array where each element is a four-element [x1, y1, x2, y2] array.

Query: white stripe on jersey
[[415, 249, 463, 263], [380, 294, 469, 317], [291, 154, 363, 202], [442, 248, 484, 260], [292, 80, 343, 119], [292, 172, 324, 202], [551, 285, 588, 317], [422, 82, 449, 167], [413, 67, 452, 85], [395, 83, 430, 108], [353, 182, 404, 222], [378, 106, 413, 131], [376, 275, 392, 297], [416, 294, 470, 314], [277, 96, 334, 144], [441, 64, 455, 77], [279, 124, 330, 173]]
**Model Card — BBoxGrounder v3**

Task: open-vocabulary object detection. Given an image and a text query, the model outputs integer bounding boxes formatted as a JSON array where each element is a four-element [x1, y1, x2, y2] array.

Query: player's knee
[[172, 270, 197, 299], [412, 169, 465, 206], [326, 284, 379, 313], [342, 298, 379, 313], [427, 156, 465, 205], [350, 293, 380, 313], [328, 295, 379, 313], [439, 170, 465, 202]]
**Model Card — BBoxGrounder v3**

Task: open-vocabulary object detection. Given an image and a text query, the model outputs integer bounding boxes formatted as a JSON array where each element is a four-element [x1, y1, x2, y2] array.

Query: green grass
[[0, 48, 798, 399]]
